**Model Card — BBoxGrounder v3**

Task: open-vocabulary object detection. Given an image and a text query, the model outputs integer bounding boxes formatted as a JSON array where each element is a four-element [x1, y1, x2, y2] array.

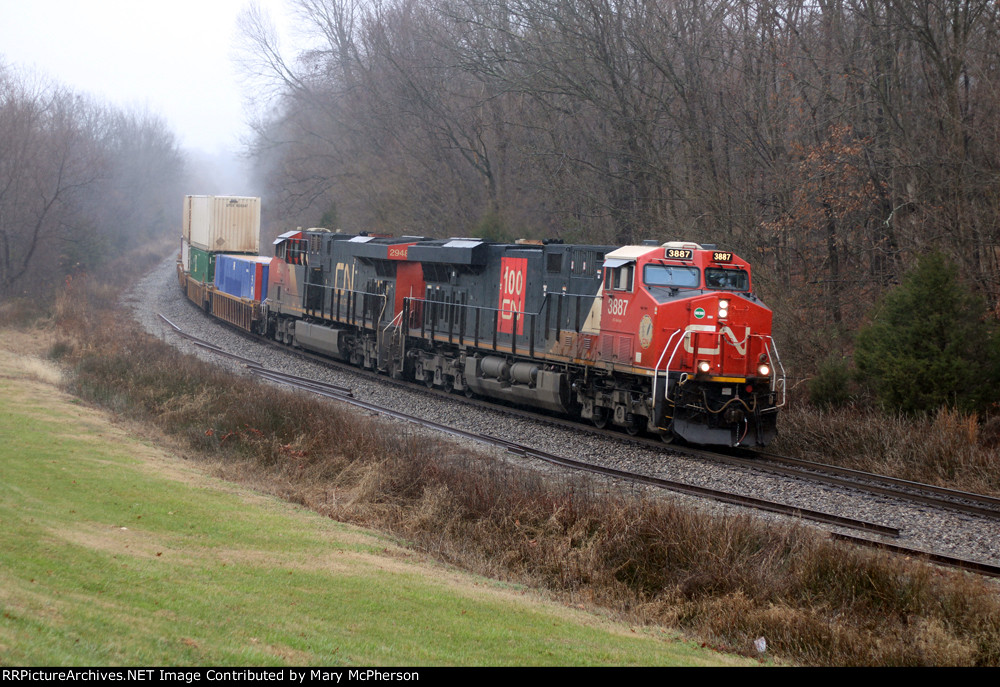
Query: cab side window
[[288, 239, 306, 265], [605, 264, 634, 292]]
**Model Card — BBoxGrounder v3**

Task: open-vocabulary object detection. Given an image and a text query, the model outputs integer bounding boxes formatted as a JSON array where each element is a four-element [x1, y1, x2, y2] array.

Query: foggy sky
[[0, 0, 292, 155]]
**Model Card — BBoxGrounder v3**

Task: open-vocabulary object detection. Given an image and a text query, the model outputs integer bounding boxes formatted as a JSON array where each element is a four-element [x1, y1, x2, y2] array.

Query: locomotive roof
[[604, 245, 664, 261], [406, 239, 489, 265], [273, 230, 303, 243]]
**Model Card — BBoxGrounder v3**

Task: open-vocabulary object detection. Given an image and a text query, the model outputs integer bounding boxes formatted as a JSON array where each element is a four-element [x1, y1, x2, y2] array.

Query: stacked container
[[214, 254, 272, 301], [183, 195, 261, 253], [189, 246, 216, 284], [183, 195, 261, 283]]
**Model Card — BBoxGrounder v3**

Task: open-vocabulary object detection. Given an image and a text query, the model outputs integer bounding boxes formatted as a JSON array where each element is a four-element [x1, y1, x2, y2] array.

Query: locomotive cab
[[647, 244, 782, 446]]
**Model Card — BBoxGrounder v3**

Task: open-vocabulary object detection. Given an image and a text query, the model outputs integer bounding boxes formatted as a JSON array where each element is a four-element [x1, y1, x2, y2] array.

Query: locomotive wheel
[[592, 409, 608, 429], [425, 375, 435, 389], [464, 387, 475, 399], [625, 422, 641, 436], [660, 430, 674, 444]]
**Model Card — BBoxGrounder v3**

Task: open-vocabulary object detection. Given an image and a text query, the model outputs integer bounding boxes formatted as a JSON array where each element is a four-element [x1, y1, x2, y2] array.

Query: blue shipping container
[[214, 254, 271, 301]]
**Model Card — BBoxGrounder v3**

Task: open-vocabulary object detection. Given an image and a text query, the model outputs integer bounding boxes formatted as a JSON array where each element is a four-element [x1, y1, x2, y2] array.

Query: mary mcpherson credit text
[[1, 670, 420, 683]]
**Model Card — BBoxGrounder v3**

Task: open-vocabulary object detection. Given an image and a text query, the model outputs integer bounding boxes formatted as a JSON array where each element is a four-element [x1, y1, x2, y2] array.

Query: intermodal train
[[179, 196, 785, 447]]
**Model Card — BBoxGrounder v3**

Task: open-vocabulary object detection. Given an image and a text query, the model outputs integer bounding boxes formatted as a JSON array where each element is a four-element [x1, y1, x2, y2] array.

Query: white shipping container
[[181, 238, 190, 273], [184, 195, 261, 254]]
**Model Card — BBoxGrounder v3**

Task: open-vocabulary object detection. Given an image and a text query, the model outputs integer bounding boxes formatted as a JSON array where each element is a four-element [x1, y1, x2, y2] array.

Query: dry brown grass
[[46, 277, 1000, 666], [773, 405, 1000, 496]]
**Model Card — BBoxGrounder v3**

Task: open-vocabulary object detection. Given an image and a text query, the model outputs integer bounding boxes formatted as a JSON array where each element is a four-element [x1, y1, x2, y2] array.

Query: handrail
[[663, 330, 690, 397], [382, 308, 404, 334], [379, 308, 406, 372], [401, 291, 597, 356], [654, 329, 787, 410], [404, 291, 596, 323], [652, 328, 684, 421], [763, 336, 788, 407], [303, 282, 388, 331], [395, 292, 788, 413]]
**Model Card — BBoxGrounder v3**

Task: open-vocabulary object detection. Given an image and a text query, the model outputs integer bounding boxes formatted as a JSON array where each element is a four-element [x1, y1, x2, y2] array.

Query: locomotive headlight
[[697, 360, 711, 373], [719, 299, 729, 309], [758, 364, 770, 377], [718, 299, 729, 319]]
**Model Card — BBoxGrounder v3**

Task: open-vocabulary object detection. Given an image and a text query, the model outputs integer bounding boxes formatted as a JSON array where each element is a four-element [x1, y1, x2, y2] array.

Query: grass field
[[0, 334, 753, 666]]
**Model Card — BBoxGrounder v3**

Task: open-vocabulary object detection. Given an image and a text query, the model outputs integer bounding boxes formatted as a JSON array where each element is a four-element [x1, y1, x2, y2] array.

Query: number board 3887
[[665, 248, 693, 260]]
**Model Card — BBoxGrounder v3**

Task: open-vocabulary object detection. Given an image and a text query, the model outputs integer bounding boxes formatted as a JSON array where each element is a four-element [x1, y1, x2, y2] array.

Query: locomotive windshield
[[644, 264, 700, 289], [705, 268, 749, 291]]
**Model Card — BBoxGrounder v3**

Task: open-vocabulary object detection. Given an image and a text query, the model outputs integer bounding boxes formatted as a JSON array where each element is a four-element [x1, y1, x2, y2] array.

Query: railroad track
[[250, 368, 901, 537], [368, 369, 1000, 522], [441, 392, 1000, 521], [157, 312, 1000, 578], [748, 450, 1000, 519]]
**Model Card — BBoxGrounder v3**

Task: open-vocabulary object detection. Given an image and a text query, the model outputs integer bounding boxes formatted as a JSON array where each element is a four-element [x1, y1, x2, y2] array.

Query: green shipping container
[[189, 246, 216, 284]]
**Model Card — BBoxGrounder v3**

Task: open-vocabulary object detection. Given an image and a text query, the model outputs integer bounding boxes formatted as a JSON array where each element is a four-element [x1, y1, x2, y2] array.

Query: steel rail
[[830, 533, 1000, 578], [161, 311, 1000, 578], [161, 312, 1000, 577], [158, 313, 264, 368], [407, 380, 1000, 522], [195, 306, 1000, 523], [753, 450, 1000, 514], [255, 359, 1000, 576], [421, 382, 1000, 521], [158, 313, 354, 396]]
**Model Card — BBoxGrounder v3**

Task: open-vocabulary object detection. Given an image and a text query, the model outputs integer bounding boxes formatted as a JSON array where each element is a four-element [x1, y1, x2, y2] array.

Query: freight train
[[179, 196, 785, 447]]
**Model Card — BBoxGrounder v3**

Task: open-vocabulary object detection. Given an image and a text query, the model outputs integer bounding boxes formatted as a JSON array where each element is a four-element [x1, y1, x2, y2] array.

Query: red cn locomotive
[[597, 241, 783, 446], [265, 235, 783, 447]]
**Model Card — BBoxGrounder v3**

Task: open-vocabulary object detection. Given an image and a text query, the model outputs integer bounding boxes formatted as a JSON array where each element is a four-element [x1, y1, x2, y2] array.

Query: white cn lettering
[[682, 325, 750, 355]]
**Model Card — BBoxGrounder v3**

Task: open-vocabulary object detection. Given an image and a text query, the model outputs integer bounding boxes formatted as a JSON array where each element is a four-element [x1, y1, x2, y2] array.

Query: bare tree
[[240, 0, 1000, 339], [0, 65, 184, 299], [0, 72, 100, 294]]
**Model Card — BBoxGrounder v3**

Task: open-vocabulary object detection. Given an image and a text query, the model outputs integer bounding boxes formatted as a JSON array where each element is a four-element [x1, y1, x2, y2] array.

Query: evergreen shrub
[[854, 252, 1000, 414]]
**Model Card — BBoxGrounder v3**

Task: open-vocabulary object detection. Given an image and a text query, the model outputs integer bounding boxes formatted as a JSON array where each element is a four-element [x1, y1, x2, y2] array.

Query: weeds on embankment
[[49, 278, 1000, 666], [774, 405, 1000, 497]]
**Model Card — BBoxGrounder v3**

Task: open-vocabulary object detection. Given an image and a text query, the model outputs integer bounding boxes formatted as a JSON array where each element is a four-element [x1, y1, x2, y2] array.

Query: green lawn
[[0, 348, 754, 666]]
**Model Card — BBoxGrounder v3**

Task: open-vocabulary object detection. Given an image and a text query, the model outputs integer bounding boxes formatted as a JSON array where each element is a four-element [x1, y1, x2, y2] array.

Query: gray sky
[[0, 0, 293, 155]]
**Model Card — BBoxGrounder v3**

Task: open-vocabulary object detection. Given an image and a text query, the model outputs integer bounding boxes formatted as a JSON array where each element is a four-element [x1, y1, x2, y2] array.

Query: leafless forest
[[242, 0, 1000, 370], [0, 66, 184, 300]]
